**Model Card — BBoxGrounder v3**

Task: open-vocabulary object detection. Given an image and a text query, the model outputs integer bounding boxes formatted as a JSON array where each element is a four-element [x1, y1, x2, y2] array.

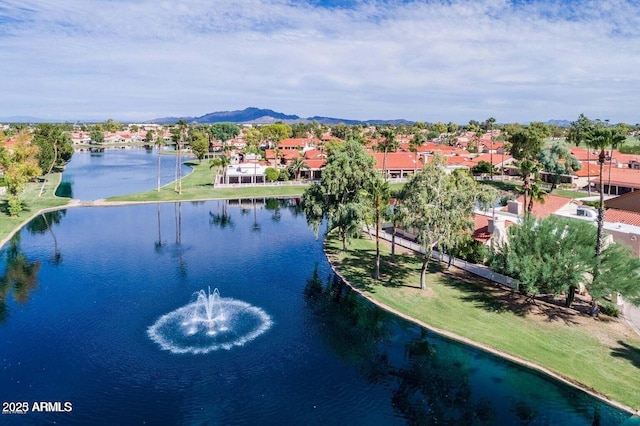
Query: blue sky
[[0, 0, 638, 123]]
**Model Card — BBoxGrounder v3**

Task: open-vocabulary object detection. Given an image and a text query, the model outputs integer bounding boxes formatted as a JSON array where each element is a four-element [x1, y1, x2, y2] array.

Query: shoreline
[[2, 189, 638, 417], [323, 241, 640, 417]]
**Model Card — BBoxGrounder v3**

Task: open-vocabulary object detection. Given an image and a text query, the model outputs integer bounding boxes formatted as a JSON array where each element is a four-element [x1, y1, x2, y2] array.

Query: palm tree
[[375, 128, 398, 182], [288, 156, 308, 181], [486, 117, 496, 180], [566, 114, 594, 196], [606, 129, 626, 196], [364, 176, 390, 280], [586, 126, 627, 263], [175, 120, 188, 194], [517, 159, 538, 218], [526, 181, 547, 215], [209, 155, 230, 185]]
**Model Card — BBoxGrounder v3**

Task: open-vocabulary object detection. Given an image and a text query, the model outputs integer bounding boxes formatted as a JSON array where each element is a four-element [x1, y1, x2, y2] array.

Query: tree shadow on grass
[[439, 265, 519, 315], [611, 340, 640, 369], [325, 243, 416, 293], [379, 252, 422, 289], [438, 265, 582, 325]]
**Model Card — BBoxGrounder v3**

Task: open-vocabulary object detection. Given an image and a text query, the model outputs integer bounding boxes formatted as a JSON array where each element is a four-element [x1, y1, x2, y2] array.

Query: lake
[[55, 147, 192, 201], [0, 199, 636, 425]]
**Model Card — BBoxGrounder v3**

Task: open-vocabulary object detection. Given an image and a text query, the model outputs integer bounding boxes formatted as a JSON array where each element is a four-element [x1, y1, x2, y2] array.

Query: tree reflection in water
[[304, 269, 497, 425], [26, 210, 66, 265], [0, 234, 41, 324], [209, 200, 233, 229]]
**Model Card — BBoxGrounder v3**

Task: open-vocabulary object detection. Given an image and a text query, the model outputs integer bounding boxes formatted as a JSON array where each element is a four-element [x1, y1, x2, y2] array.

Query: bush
[[8, 196, 23, 216], [500, 194, 516, 206], [599, 302, 620, 317], [265, 167, 279, 182]]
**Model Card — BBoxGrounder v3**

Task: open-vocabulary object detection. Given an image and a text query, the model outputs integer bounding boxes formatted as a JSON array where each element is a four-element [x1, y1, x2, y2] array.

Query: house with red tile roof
[[504, 194, 578, 219], [277, 138, 317, 151], [472, 213, 515, 245], [593, 166, 640, 195], [370, 151, 422, 178], [605, 191, 640, 213]]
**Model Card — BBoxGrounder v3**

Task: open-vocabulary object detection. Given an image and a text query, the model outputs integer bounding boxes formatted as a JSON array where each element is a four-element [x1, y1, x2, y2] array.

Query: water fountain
[[148, 288, 272, 354], [184, 287, 229, 336]]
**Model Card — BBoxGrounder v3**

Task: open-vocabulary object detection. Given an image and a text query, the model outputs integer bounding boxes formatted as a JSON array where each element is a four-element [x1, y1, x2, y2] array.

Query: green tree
[[489, 216, 595, 306], [209, 123, 241, 148], [287, 156, 308, 181], [261, 123, 292, 145], [263, 167, 278, 182], [243, 127, 262, 148], [104, 119, 122, 132], [589, 243, 640, 309], [32, 123, 74, 172], [471, 160, 494, 176], [189, 128, 209, 162], [330, 123, 351, 140], [1, 130, 42, 215], [398, 156, 490, 289], [90, 128, 104, 144], [537, 141, 582, 190], [303, 139, 377, 252]]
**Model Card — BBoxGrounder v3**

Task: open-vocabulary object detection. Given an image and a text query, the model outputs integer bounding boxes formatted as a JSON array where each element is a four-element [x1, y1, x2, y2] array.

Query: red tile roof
[[370, 152, 422, 170], [574, 162, 600, 177], [277, 138, 313, 149], [510, 194, 576, 219], [472, 214, 515, 242], [593, 166, 640, 188], [604, 209, 640, 227]]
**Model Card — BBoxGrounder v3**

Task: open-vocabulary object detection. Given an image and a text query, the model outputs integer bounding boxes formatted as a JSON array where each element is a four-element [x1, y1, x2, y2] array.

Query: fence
[[364, 227, 517, 290]]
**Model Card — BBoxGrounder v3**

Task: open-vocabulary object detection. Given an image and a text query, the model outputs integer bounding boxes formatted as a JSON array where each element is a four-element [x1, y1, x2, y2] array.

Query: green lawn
[[326, 234, 640, 412], [0, 173, 70, 245], [106, 161, 307, 202], [550, 188, 590, 199]]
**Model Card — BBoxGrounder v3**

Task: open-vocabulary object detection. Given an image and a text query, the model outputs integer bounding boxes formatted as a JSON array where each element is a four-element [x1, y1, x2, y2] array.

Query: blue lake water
[[56, 148, 192, 201], [1, 200, 638, 425]]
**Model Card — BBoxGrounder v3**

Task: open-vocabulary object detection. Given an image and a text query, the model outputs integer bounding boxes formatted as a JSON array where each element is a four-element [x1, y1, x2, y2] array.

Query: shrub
[[599, 302, 620, 317], [265, 167, 279, 182]]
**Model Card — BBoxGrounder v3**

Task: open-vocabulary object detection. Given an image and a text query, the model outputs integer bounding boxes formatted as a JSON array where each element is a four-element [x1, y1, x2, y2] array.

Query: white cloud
[[0, 0, 639, 123]]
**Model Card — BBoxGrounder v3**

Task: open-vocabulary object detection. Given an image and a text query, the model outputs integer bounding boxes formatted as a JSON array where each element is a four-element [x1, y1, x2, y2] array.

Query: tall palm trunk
[[157, 141, 161, 192], [374, 198, 381, 280], [592, 150, 606, 316], [607, 152, 614, 196], [587, 149, 591, 196], [39, 141, 58, 197]]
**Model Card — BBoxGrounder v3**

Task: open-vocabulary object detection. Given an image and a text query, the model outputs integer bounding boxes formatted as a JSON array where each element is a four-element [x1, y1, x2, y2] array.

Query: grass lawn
[[326, 234, 640, 412], [549, 188, 590, 199], [0, 173, 70, 245], [106, 161, 308, 202]]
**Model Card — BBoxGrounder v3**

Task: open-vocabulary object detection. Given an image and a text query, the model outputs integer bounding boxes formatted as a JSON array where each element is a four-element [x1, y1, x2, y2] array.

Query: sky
[[1, 0, 639, 124]]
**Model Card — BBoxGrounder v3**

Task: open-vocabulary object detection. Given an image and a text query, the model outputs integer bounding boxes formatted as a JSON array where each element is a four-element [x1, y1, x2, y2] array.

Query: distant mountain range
[[149, 107, 414, 126], [0, 108, 574, 127]]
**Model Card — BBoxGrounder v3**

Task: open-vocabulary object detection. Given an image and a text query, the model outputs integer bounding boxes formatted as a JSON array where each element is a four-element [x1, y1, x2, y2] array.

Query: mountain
[[150, 107, 300, 125], [0, 115, 49, 123], [150, 107, 413, 126], [544, 119, 572, 128]]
